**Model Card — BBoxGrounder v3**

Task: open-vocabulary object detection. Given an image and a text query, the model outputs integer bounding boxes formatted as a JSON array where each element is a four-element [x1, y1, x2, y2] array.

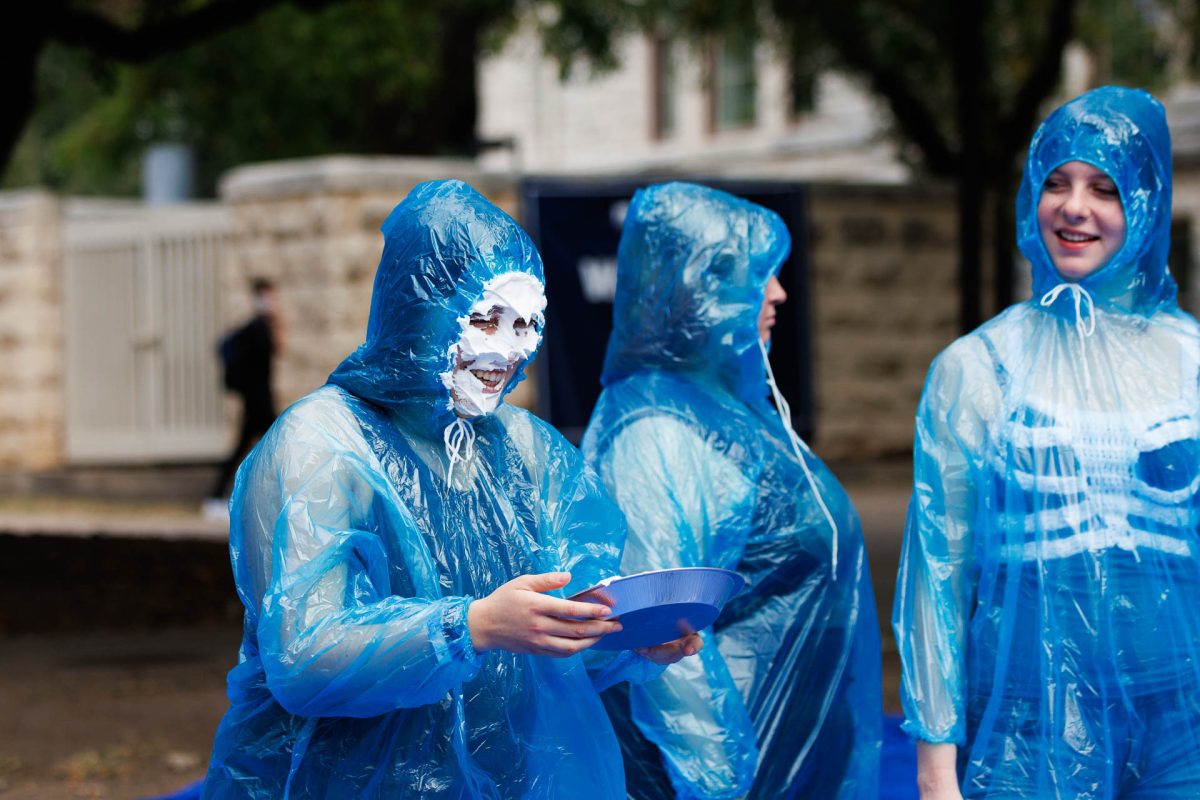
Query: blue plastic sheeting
[[880, 715, 919, 800], [894, 87, 1200, 797], [143, 780, 202, 800], [583, 182, 882, 799], [201, 181, 661, 799], [152, 716, 919, 800]]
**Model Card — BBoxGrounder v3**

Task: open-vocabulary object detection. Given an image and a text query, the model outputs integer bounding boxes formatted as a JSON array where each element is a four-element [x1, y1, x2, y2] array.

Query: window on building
[[651, 35, 677, 139], [712, 32, 757, 130]]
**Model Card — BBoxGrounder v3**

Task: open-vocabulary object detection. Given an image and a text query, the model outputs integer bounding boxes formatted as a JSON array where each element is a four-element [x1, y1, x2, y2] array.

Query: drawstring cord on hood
[[1036, 282, 1142, 563], [1040, 282, 1098, 390], [758, 338, 839, 578], [444, 417, 476, 487]]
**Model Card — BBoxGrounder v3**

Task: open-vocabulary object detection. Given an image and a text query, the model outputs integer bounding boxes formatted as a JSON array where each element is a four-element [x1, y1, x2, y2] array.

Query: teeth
[[470, 368, 505, 387], [1059, 231, 1096, 242]]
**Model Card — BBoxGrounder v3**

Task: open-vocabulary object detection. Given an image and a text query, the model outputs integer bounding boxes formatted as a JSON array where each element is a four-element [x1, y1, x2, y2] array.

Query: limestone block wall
[[0, 191, 65, 469], [807, 184, 959, 461], [218, 157, 529, 412]]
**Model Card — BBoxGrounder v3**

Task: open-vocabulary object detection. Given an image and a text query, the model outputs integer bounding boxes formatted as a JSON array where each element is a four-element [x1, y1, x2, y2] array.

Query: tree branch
[[802, 2, 960, 174], [51, 0, 336, 63], [999, 0, 1078, 158]]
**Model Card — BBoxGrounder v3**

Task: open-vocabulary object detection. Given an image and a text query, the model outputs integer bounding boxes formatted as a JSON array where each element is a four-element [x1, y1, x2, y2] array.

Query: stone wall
[[806, 184, 959, 461], [0, 191, 65, 469]]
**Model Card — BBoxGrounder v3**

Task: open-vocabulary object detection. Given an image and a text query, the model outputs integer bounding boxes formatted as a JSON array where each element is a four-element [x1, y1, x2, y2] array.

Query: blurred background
[[3, 0, 1200, 796]]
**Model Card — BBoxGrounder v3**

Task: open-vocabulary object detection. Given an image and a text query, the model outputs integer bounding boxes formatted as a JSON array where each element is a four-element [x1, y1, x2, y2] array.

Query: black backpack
[[216, 323, 252, 392]]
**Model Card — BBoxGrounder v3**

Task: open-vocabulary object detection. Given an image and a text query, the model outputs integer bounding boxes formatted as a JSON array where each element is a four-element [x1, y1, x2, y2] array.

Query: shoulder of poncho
[[609, 369, 747, 416], [934, 305, 1032, 374], [271, 385, 373, 454], [495, 404, 577, 457]]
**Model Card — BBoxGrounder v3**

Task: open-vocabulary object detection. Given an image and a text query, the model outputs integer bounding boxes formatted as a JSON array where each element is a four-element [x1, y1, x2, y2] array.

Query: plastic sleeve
[[893, 344, 993, 744]]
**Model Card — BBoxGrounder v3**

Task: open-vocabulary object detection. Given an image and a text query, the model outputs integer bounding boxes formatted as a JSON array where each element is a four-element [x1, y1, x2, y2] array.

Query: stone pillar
[[0, 191, 66, 469]]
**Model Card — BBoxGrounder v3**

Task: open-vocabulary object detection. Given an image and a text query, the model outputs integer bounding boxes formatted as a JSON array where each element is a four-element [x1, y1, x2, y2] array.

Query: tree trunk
[[954, 2, 989, 332], [991, 163, 1021, 312], [0, 12, 52, 178]]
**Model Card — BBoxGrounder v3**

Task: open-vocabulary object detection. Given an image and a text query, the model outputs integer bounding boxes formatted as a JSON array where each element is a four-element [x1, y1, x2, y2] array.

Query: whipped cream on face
[[441, 272, 547, 418]]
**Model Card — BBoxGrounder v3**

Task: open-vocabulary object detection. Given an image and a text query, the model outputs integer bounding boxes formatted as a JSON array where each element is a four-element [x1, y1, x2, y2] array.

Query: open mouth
[[470, 367, 510, 393], [1056, 229, 1099, 248]]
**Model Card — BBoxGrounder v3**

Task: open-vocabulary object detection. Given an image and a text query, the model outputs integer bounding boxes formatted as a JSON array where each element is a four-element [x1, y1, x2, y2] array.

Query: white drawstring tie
[[1040, 282, 1097, 390], [758, 338, 839, 578], [444, 417, 476, 487]]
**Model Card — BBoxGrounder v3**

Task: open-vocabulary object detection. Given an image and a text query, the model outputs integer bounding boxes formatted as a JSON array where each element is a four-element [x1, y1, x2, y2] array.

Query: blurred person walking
[[204, 278, 281, 519]]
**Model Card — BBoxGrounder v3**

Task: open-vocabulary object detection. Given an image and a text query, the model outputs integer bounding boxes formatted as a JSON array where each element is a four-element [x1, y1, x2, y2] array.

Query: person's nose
[[1061, 183, 1089, 221]]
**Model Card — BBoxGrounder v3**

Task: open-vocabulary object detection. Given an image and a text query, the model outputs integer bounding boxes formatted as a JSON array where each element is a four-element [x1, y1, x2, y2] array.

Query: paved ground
[[0, 466, 912, 799]]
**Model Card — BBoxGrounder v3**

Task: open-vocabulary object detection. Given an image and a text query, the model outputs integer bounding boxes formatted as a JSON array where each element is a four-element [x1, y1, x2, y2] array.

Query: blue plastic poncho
[[894, 87, 1200, 797], [203, 180, 661, 799], [582, 182, 882, 800]]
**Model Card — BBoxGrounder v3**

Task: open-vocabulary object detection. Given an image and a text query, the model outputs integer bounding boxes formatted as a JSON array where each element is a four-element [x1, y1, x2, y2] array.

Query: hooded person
[[581, 182, 882, 800], [201, 179, 701, 800], [894, 87, 1200, 799]]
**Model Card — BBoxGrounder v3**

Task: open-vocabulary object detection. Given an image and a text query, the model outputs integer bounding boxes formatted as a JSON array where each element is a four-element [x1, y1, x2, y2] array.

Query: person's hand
[[468, 572, 622, 657], [634, 632, 704, 665], [916, 741, 961, 800]]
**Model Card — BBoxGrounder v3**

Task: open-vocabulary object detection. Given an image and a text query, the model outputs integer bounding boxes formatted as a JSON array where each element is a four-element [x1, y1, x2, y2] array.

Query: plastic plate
[[568, 567, 747, 651]]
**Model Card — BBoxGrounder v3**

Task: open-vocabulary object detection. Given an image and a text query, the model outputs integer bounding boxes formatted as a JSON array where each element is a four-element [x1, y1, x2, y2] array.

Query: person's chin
[[1053, 261, 1102, 281]]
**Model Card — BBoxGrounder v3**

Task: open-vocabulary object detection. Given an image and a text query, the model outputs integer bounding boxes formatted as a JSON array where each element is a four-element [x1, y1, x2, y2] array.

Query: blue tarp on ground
[[880, 714, 919, 800], [146, 715, 918, 800]]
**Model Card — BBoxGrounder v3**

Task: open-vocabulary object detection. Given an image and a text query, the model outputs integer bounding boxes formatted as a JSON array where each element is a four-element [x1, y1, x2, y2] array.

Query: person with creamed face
[[896, 87, 1200, 799], [200, 180, 700, 800]]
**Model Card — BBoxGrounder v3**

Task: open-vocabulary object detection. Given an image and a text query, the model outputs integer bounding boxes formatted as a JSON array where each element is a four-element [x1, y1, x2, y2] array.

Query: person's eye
[[470, 316, 499, 332], [1094, 183, 1119, 198], [1042, 176, 1067, 192], [514, 318, 539, 334]]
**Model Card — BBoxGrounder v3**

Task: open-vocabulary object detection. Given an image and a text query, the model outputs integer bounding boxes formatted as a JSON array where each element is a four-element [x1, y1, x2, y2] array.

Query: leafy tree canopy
[[4, 0, 518, 195]]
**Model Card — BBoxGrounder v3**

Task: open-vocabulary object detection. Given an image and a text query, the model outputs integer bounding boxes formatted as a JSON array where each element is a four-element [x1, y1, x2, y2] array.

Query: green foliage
[[1076, 0, 1187, 90], [5, 0, 510, 195]]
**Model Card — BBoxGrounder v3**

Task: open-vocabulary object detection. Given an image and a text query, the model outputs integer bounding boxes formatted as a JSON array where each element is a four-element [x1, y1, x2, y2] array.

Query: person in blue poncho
[[895, 87, 1200, 799], [201, 179, 701, 800], [582, 182, 882, 800]]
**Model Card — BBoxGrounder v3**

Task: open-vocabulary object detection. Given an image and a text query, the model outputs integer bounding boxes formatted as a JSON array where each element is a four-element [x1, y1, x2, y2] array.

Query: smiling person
[[895, 87, 1200, 799], [201, 180, 700, 800], [582, 182, 881, 800]]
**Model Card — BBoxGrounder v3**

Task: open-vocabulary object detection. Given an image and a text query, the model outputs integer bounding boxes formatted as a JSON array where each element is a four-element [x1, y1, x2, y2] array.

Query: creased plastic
[[893, 86, 1200, 797], [582, 182, 882, 799], [203, 180, 657, 799]]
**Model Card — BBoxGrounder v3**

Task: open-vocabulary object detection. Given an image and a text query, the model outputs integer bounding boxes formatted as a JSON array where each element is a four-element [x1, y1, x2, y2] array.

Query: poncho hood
[[600, 182, 790, 407], [1018, 85, 1177, 315], [327, 180, 544, 430]]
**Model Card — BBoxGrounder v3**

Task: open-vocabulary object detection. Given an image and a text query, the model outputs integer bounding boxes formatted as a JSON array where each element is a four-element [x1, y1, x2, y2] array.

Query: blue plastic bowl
[[569, 567, 747, 650]]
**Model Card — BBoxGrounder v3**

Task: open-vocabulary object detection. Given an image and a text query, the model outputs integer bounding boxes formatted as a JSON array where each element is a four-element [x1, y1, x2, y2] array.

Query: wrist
[[466, 598, 492, 652]]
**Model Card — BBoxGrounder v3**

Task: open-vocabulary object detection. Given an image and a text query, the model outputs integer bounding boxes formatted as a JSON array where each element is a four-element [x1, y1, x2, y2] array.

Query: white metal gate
[[63, 204, 231, 463]]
